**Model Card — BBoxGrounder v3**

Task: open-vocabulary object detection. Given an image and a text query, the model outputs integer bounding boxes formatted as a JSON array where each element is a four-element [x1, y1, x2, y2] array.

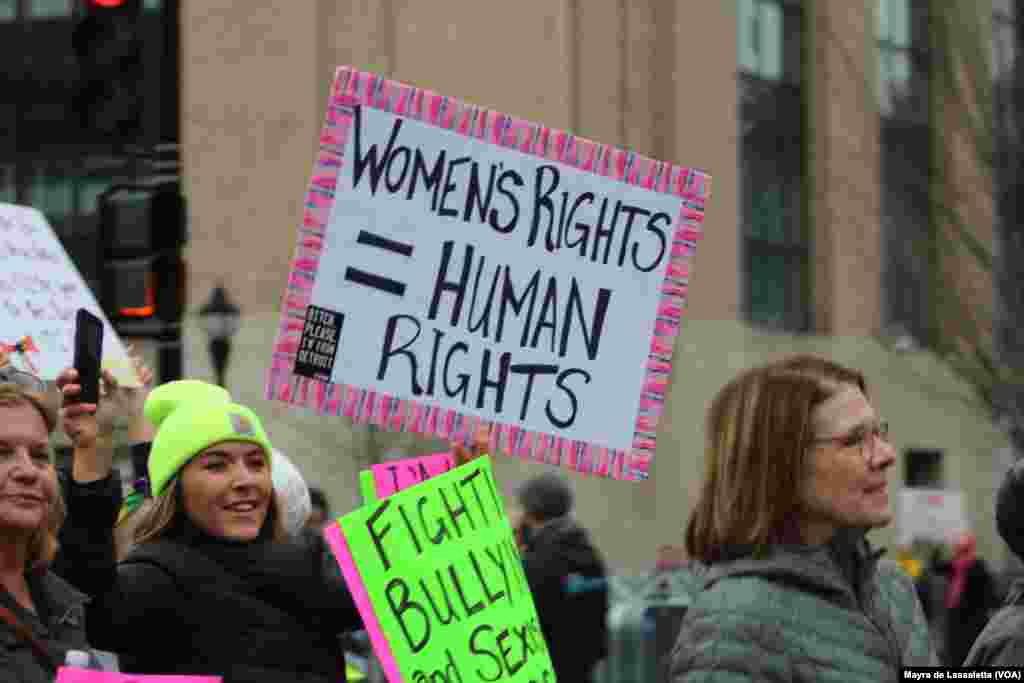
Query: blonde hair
[[121, 475, 289, 558], [0, 382, 64, 569], [685, 355, 868, 562]]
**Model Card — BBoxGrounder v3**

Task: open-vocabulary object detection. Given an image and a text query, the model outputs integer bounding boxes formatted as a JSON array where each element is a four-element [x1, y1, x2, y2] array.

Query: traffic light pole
[[158, 0, 183, 385]]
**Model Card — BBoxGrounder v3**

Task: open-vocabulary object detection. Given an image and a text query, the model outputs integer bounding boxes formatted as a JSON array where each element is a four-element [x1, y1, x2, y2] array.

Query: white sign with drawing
[[0, 203, 139, 385], [898, 488, 970, 546]]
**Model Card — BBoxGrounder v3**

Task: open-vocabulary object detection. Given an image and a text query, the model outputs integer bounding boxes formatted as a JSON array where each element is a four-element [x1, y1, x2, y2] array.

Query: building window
[[29, 0, 71, 19], [0, 0, 15, 21], [994, 1, 1018, 172], [993, 0, 1023, 372], [29, 161, 74, 234], [0, 165, 14, 203], [904, 448, 944, 488], [738, 0, 809, 331], [877, 0, 930, 122], [879, 0, 932, 345], [78, 174, 115, 216]]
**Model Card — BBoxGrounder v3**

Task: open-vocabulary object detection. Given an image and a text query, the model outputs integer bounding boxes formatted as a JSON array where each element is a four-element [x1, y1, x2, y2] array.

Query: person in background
[[0, 380, 92, 681], [307, 487, 330, 530], [963, 460, 1024, 666], [86, 380, 363, 682], [514, 469, 610, 683], [671, 355, 935, 682], [270, 449, 312, 539], [936, 532, 999, 666]]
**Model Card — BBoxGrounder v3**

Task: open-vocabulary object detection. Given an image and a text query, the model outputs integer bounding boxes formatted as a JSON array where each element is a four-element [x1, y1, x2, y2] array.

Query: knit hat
[[270, 449, 312, 538], [144, 380, 274, 497], [515, 471, 574, 521], [997, 459, 1024, 560]]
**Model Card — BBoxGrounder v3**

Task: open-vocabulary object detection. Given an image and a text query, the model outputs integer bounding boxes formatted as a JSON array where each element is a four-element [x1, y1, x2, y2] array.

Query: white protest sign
[[0, 203, 139, 385], [268, 67, 711, 481], [310, 104, 678, 450], [898, 488, 970, 546]]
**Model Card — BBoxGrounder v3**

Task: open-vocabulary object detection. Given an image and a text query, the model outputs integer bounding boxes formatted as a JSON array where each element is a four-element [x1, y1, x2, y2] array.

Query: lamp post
[[199, 284, 240, 388]]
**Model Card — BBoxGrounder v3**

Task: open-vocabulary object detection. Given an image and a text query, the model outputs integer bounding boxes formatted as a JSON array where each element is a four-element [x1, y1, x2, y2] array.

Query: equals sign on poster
[[344, 230, 414, 297]]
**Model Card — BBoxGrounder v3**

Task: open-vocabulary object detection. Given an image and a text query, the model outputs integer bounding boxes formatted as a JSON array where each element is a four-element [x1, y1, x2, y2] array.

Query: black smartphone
[[73, 308, 104, 405]]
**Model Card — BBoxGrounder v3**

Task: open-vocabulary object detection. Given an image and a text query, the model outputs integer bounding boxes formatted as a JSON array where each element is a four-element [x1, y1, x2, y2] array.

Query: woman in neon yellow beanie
[[86, 380, 363, 683]]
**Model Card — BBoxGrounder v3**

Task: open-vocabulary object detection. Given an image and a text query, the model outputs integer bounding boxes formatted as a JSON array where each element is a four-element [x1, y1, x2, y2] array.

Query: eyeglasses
[[813, 420, 891, 456], [0, 365, 46, 392]]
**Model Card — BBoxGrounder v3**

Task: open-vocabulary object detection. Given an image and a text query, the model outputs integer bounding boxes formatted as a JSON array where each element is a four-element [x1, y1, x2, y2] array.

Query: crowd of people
[[3, 346, 1024, 682]]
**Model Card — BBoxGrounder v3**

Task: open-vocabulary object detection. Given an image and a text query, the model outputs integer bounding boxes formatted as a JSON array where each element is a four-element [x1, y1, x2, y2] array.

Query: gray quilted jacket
[[964, 579, 1024, 666], [670, 530, 937, 682]]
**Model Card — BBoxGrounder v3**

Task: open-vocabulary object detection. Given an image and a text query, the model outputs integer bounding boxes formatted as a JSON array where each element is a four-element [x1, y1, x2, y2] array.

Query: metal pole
[[157, 0, 183, 382]]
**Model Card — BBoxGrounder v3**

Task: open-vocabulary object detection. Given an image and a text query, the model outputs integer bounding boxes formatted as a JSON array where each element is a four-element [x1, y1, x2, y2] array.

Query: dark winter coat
[[964, 578, 1024, 666], [0, 569, 90, 683], [520, 515, 609, 683], [87, 519, 363, 683], [670, 531, 936, 682], [52, 468, 122, 598], [0, 468, 120, 681], [935, 557, 1000, 666]]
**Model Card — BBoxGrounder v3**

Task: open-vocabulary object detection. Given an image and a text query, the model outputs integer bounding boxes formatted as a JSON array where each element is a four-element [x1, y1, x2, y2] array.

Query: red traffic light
[[90, 0, 129, 7]]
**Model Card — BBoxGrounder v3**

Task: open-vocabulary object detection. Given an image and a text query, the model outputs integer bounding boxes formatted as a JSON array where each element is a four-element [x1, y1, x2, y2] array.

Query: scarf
[[161, 490, 340, 626], [945, 534, 977, 610]]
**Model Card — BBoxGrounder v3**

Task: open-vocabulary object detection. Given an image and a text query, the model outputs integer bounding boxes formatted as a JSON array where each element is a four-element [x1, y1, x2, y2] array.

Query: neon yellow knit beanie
[[144, 380, 274, 497]]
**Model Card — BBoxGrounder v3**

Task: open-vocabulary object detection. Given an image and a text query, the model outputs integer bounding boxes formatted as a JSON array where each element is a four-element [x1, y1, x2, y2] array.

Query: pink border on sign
[[322, 522, 403, 683], [371, 452, 455, 499], [266, 66, 712, 482], [56, 670, 220, 682]]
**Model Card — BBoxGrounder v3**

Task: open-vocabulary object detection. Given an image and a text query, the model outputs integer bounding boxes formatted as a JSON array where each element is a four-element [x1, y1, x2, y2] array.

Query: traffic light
[[71, 0, 144, 139], [99, 184, 187, 327]]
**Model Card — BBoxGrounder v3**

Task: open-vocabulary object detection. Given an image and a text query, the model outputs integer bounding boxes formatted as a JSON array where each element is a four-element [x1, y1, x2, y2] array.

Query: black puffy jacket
[[52, 467, 121, 598], [87, 527, 363, 683], [521, 516, 609, 683]]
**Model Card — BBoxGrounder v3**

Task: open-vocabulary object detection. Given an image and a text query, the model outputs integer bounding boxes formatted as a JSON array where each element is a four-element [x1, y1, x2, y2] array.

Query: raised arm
[[52, 353, 154, 596]]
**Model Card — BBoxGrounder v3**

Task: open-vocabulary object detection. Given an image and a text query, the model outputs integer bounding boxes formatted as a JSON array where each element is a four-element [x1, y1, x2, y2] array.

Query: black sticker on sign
[[293, 305, 344, 382]]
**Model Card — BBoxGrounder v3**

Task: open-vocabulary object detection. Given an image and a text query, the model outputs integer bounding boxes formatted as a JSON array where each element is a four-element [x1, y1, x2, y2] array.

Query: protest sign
[[372, 451, 456, 499], [360, 469, 379, 504], [57, 668, 220, 682], [324, 456, 555, 683], [267, 66, 712, 481], [898, 488, 970, 546], [0, 203, 139, 385]]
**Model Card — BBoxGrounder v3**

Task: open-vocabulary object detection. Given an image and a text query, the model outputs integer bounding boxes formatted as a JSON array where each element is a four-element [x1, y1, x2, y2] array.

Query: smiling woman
[[87, 380, 364, 683], [670, 355, 937, 683], [0, 382, 90, 683]]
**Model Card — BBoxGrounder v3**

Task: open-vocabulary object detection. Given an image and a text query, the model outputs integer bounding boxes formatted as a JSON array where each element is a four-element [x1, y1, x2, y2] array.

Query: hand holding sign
[[452, 422, 492, 467], [360, 422, 493, 504]]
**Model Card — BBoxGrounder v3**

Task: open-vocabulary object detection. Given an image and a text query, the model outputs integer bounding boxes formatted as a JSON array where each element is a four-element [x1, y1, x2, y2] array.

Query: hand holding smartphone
[[72, 308, 104, 405]]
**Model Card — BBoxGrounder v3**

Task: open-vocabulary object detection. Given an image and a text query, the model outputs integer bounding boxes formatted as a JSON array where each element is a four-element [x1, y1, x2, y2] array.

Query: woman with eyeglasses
[[0, 380, 94, 680], [670, 355, 937, 683], [1, 346, 153, 598]]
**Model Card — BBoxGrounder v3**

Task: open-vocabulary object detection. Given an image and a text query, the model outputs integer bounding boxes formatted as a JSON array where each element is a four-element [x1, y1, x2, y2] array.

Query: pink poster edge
[[56, 668, 221, 682], [322, 522, 403, 683], [265, 65, 713, 482], [371, 451, 456, 498]]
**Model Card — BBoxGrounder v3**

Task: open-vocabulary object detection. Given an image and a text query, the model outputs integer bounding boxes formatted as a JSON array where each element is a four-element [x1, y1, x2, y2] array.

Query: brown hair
[[685, 355, 868, 562], [123, 475, 289, 557], [0, 382, 64, 569]]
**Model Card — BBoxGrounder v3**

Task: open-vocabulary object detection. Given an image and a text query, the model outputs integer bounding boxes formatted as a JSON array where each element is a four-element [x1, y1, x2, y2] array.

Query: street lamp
[[199, 284, 240, 388]]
